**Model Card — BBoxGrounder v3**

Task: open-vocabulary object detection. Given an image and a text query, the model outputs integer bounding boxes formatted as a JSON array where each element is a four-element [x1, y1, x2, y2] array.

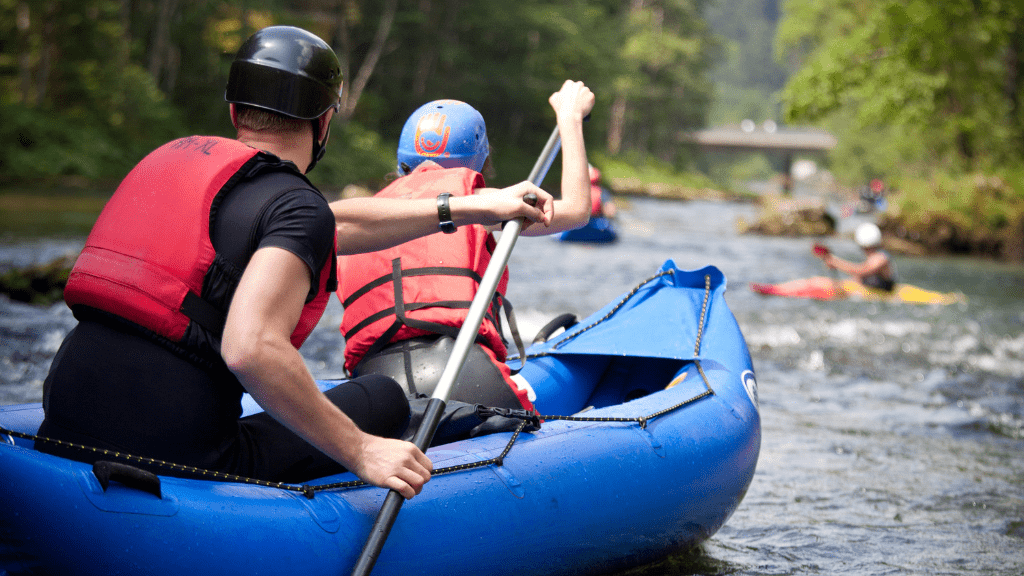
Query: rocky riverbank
[[0, 254, 73, 305], [4, 173, 1021, 307], [734, 195, 836, 237], [878, 174, 1024, 261], [733, 173, 1024, 262]]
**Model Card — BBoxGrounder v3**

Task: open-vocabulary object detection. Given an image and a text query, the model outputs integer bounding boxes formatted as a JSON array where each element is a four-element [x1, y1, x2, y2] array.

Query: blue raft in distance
[[557, 215, 618, 244], [0, 260, 760, 576]]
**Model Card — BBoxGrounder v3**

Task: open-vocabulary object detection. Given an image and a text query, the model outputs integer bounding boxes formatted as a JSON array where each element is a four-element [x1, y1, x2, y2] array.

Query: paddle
[[812, 242, 842, 294], [349, 124, 564, 576]]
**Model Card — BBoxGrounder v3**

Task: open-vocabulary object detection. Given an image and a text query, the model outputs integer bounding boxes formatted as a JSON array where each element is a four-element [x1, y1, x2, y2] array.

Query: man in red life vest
[[38, 26, 553, 496], [588, 164, 618, 219], [336, 81, 595, 415]]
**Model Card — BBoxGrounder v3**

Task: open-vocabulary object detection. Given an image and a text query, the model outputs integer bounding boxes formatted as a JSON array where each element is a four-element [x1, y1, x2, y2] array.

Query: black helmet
[[225, 26, 342, 120]]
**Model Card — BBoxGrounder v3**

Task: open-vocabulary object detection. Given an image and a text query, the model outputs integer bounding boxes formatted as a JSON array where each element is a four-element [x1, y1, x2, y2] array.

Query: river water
[[1, 196, 1022, 575]]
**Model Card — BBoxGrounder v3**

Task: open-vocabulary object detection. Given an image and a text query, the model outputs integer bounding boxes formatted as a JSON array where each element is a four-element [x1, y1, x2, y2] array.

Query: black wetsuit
[[861, 250, 897, 292]]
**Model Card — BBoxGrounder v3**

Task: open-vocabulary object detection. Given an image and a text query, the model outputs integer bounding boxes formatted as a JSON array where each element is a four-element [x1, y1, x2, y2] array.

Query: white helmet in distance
[[855, 222, 883, 248]]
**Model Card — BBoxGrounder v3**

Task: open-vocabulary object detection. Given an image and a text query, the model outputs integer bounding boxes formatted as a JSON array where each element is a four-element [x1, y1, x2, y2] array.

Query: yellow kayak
[[839, 280, 965, 304]]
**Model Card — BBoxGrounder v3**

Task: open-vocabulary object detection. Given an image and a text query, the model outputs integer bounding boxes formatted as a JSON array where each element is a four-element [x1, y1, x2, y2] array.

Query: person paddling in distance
[[37, 25, 552, 499], [335, 80, 595, 417], [588, 163, 618, 220], [756, 222, 898, 298], [815, 222, 898, 292]]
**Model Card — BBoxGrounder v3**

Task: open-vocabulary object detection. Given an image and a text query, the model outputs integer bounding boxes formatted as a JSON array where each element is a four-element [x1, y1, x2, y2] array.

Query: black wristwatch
[[436, 193, 457, 234]]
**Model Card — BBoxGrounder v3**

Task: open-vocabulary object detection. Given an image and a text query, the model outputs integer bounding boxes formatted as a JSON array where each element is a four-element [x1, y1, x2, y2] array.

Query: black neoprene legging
[[36, 319, 410, 483]]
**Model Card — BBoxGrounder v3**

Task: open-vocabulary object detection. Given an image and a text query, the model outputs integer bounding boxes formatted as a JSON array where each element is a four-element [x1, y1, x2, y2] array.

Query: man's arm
[[220, 246, 432, 498], [331, 182, 553, 255], [824, 251, 889, 281], [521, 79, 595, 237]]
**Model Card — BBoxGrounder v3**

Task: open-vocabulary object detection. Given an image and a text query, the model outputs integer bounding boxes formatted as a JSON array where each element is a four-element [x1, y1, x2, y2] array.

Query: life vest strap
[[179, 291, 227, 336], [341, 265, 483, 309], [348, 258, 507, 361], [500, 298, 527, 375], [345, 299, 492, 339]]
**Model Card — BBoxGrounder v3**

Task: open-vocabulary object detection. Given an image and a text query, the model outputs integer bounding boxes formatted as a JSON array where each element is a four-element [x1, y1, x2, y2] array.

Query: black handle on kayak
[[532, 312, 579, 344], [93, 460, 162, 499]]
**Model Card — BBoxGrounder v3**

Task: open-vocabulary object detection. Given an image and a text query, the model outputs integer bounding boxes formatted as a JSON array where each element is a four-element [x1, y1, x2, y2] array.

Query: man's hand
[[351, 434, 433, 499], [550, 80, 595, 124], [468, 182, 553, 229]]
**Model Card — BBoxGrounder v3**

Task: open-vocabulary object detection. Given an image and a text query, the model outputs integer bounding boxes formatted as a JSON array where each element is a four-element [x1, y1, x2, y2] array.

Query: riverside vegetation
[[5, 168, 1022, 307]]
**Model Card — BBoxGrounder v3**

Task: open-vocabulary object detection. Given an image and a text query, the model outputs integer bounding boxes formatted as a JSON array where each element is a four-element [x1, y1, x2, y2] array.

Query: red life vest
[[589, 166, 603, 216], [64, 135, 336, 350], [337, 164, 521, 392], [590, 184, 604, 217]]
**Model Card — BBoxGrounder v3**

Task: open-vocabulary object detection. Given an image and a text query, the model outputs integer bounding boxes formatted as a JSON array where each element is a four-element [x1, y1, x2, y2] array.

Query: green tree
[[320, 0, 718, 181], [704, 0, 787, 125], [777, 0, 1024, 175], [1, 0, 720, 189], [0, 0, 182, 182], [606, 0, 717, 167]]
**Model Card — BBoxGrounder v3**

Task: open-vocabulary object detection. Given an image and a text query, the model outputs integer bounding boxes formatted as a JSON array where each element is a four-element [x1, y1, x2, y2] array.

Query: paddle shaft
[[812, 243, 840, 282], [429, 126, 559, 404], [349, 125, 562, 576]]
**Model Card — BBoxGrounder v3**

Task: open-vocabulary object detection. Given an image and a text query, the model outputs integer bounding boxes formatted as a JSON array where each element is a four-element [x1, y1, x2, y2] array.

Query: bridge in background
[[685, 126, 837, 153], [682, 125, 838, 192]]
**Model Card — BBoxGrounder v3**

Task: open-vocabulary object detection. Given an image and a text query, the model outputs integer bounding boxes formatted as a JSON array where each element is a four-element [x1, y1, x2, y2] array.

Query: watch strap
[[436, 193, 457, 234]]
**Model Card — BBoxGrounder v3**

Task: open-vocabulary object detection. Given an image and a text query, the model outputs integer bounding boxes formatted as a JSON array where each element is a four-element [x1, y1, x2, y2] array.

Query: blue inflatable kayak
[[557, 215, 618, 243], [0, 260, 759, 576]]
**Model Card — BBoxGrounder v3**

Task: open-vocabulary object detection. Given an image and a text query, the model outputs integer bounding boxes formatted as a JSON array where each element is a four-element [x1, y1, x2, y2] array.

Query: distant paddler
[[752, 223, 896, 299], [815, 222, 897, 292], [750, 223, 962, 305]]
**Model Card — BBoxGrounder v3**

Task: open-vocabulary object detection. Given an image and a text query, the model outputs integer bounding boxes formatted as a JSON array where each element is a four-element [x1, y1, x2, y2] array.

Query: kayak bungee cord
[[1, 274, 719, 500], [1, 384, 713, 497], [511, 270, 713, 359]]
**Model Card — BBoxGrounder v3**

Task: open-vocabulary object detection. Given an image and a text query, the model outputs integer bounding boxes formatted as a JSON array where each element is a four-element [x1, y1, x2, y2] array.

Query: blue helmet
[[397, 100, 489, 175]]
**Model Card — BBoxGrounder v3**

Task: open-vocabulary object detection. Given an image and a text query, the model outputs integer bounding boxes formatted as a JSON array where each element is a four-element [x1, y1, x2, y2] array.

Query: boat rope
[[538, 372, 713, 430], [508, 270, 712, 362], [0, 272, 718, 499], [525, 268, 676, 354], [695, 273, 711, 356], [0, 379, 711, 499]]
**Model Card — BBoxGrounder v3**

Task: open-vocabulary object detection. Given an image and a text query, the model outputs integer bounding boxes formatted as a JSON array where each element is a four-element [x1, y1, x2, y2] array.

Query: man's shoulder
[[243, 152, 318, 189], [223, 167, 330, 230], [242, 164, 325, 201]]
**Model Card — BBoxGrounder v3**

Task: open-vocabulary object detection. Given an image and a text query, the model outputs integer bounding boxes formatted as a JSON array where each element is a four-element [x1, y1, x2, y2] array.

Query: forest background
[[1, 0, 1023, 259]]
